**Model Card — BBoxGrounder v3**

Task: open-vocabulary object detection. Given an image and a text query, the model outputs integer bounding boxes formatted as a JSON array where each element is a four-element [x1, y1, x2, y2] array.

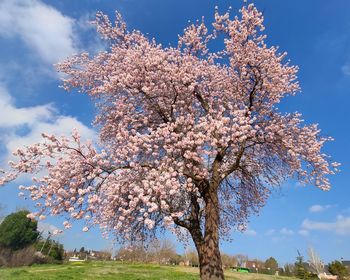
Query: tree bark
[[193, 188, 224, 280]]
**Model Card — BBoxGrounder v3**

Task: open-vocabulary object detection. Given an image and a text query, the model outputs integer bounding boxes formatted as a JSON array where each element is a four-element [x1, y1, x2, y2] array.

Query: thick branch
[[194, 88, 210, 113], [139, 88, 170, 123], [222, 145, 245, 178], [210, 72, 260, 185]]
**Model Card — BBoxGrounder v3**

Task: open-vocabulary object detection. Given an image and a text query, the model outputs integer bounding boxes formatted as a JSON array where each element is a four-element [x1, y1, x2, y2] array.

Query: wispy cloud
[[302, 215, 350, 235], [38, 222, 63, 237], [265, 228, 294, 237], [244, 229, 257, 236], [342, 64, 350, 76], [270, 229, 295, 243], [0, 0, 78, 65], [238, 224, 257, 236], [298, 229, 309, 236], [265, 229, 275, 236], [280, 228, 294, 236], [309, 204, 332, 213]]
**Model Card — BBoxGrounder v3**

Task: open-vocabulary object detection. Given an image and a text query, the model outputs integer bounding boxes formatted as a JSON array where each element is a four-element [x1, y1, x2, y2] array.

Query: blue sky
[[0, 0, 349, 266]]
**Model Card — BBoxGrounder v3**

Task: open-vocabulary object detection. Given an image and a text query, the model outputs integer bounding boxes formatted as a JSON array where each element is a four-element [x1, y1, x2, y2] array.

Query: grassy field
[[0, 261, 299, 280]]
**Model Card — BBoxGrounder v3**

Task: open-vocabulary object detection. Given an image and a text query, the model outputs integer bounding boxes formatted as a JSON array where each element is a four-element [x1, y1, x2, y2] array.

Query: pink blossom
[[26, 213, 36, 220]]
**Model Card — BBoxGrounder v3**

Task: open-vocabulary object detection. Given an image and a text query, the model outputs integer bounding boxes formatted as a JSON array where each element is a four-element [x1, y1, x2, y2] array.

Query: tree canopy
[[0, 4, 338, 280], [265, 257, 278, 271], [0, 210, 39, 250]]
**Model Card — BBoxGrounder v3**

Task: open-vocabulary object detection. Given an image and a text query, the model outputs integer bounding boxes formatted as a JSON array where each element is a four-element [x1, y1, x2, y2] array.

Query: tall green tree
[[295, 252, 309, 279], [0, 210, 39, 250]]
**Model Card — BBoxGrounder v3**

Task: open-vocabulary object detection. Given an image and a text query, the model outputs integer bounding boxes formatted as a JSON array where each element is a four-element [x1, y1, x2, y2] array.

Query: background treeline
[[65, 247, 113, 261], [114, 240, 349, 279]]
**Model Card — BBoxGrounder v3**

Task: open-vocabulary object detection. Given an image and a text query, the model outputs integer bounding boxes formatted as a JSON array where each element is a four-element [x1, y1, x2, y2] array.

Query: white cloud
[[309, 204, 332, 213], [302, 215, 350, 235], [244, 229, 257, 236], [0, 86, 54, 128], [0, 0, 78, 65], [280, 227, 294, 236], [0, 84, 96, 165], [4, 116, 96, 159]]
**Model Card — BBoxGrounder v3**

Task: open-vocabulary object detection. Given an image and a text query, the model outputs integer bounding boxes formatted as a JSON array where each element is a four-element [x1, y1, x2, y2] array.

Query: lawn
[[0, 261, 299, 280]]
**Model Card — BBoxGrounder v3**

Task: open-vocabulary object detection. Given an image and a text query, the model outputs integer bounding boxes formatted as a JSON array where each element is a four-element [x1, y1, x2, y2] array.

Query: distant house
[[68, 256, 85, 262], [243, 260, 265, 272], [65, 249, 111, 261], [89, 250, 112, 260]]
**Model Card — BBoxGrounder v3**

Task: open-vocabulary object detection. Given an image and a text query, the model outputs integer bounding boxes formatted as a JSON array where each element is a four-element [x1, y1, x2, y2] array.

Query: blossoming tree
[[0, 4, 338, 280]]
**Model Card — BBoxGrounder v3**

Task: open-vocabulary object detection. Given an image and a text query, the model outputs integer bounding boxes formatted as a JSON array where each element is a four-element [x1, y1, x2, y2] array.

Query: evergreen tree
[[295, 251, 309, 279], [328, 260, 349, 280], [0, 210, 39, 250]]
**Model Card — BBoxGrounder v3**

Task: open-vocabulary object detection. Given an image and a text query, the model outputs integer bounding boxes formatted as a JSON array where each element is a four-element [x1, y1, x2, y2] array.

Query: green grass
[[0, 261, 299, 280]]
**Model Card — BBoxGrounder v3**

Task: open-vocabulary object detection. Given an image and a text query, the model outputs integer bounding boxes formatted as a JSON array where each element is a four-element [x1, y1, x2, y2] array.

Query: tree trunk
[[197, 236, 224, 280], [194, 188, 224, 280]]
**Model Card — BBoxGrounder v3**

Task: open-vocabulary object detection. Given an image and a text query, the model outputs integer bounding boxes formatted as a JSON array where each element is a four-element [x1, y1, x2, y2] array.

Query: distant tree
[[0, 210, 39, 250], [221, 253, 237, 269], [149, 239, 177, 264], [235, 254, 248, 267], [78, 247, 89, 259], [295, 251, 315, 279], [186, 249, 199, 267], [283, 263, 295, 277], [116, 243, 147, 263], [35, 239, 64, 261], [295, 252, 307, 279], [328, 260, 349, 280], [170, 254, 182, 265], [265, 257, 278, 273], [97, 250, 112, 261], [307, 247, 324, 276]]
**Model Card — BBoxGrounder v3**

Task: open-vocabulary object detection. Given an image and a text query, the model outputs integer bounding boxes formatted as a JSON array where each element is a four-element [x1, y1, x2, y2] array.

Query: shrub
[[0, 246, 45, 267]]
